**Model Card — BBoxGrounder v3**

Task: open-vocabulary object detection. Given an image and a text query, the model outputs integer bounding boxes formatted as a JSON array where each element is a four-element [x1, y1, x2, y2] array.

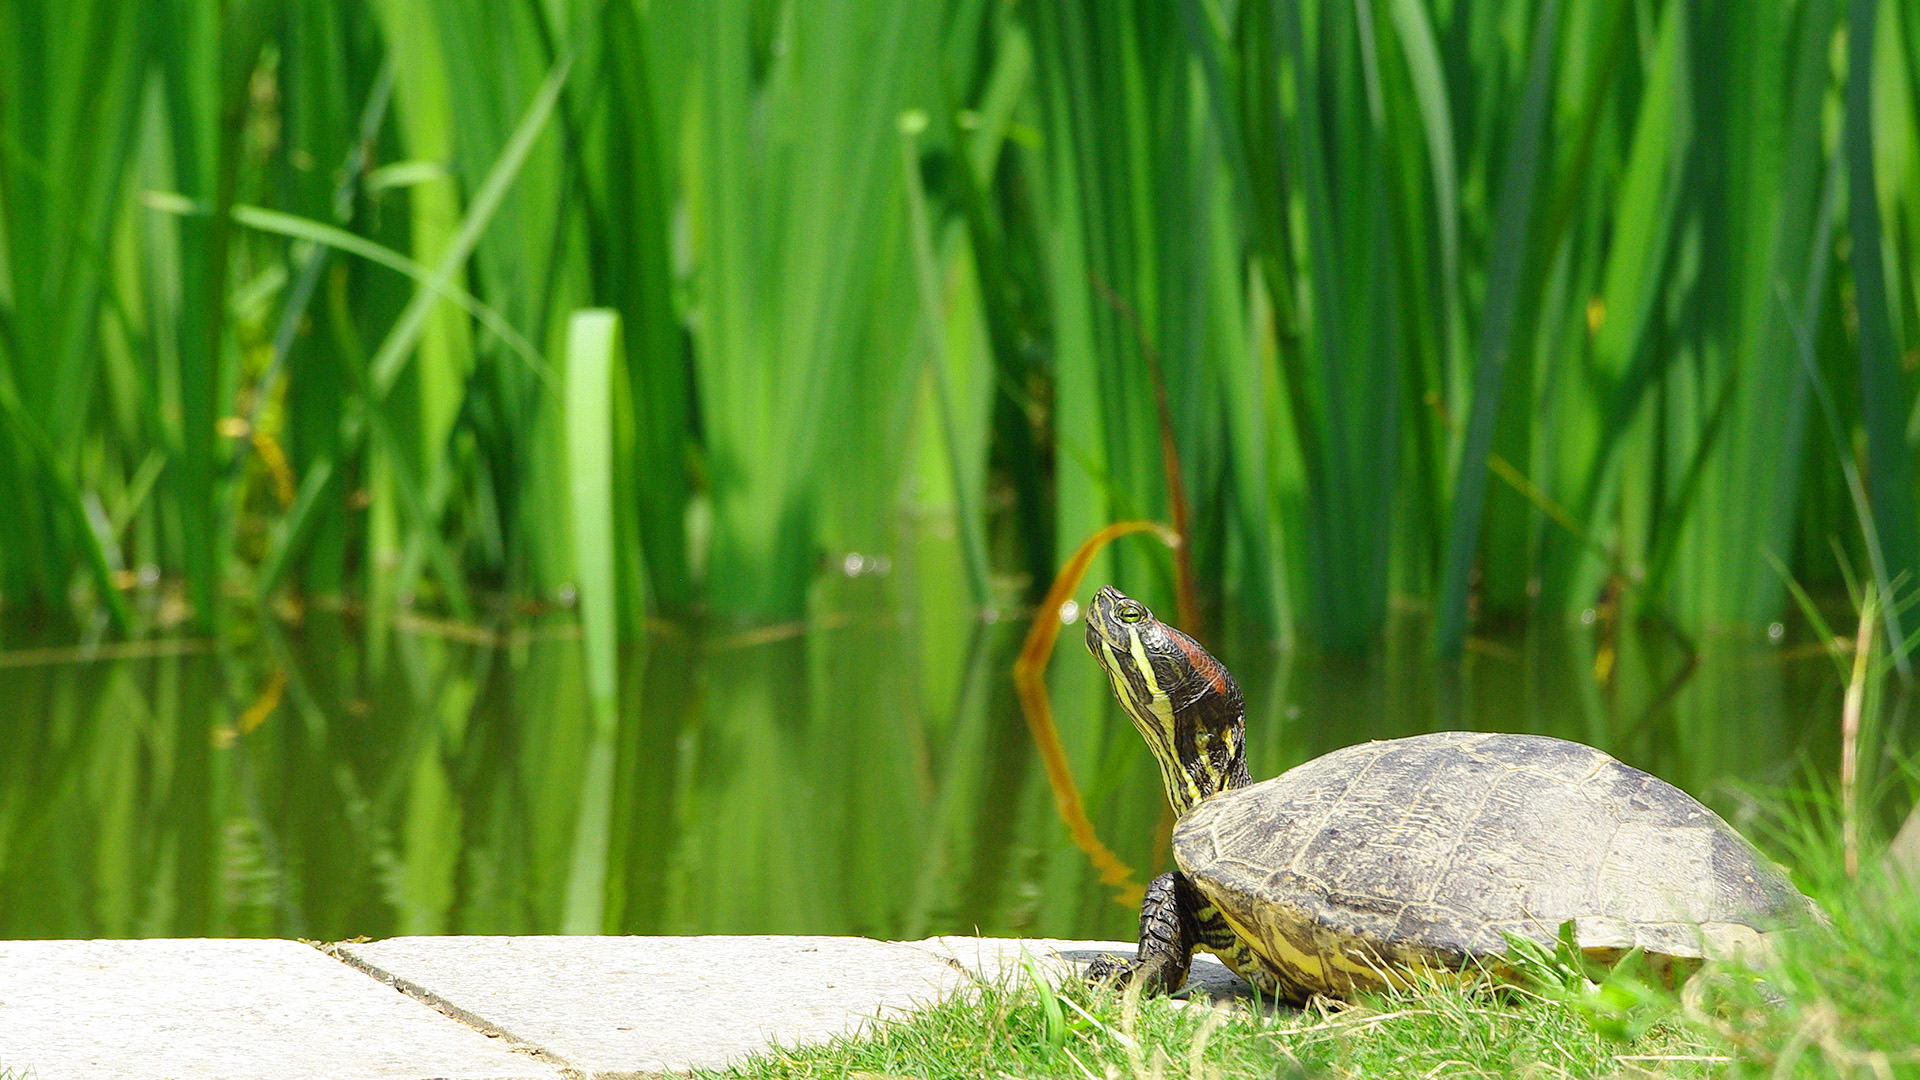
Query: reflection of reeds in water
[[0, 577, 1882, 943]]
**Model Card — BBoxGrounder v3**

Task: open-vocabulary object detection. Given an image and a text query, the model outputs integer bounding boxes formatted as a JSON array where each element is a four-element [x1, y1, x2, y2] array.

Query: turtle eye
[[1117, 603, 1145, 625]]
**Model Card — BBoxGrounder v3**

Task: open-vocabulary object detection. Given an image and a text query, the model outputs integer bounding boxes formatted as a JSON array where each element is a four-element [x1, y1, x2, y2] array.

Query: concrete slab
[[0, 938, 562, 1080], [913, 935, 1256, 1001], [332, 936, 976, 1079], [331, 935, 1254, 1078], [0, 934, 1255, 1080]]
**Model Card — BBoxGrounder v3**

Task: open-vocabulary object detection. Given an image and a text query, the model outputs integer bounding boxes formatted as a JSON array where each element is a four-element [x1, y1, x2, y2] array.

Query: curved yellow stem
[[1014, 520, 1180, 907]]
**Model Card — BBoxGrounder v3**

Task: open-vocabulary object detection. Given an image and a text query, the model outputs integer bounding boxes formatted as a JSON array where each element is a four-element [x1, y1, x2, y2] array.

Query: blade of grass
[[1387, 0, 1462, 389], [155, 0, 276, 632], [1272, 0, 1409, 651], [1434, 0, 1562, 657], [366, 49, 570, 398], [138, 193, 543, 375], [588, 0, 690, 613], [1554, 0, 1690, 610], [236, 54, 394, 485], [0, 368, 136, 629], [1030, 2, 1192, 623], [1847, 0, 1918, 677], [251, 458, 335, 602], [1675, 0, 1836, 631], [560, 311, 623, 933], [1841, 584, 1879, 877], [564, 308, 624, 719], [902, 113, 992, 610]]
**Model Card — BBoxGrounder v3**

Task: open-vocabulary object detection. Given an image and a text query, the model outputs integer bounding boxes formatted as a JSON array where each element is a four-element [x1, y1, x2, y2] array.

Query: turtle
[[1080, 585, 1816, 1002]]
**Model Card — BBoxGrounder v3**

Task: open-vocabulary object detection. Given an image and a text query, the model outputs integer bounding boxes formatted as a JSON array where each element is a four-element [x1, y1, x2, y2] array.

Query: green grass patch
[[705, 868, 1920, 1079], [703, 967, 1726, 1079]]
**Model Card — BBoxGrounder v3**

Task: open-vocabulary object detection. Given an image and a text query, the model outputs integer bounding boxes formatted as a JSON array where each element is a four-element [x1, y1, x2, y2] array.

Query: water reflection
[[0, 595, 1861, 942]]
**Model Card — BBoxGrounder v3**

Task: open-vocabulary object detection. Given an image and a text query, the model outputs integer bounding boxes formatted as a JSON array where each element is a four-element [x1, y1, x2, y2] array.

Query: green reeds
[[0, 0, 1915, 660]]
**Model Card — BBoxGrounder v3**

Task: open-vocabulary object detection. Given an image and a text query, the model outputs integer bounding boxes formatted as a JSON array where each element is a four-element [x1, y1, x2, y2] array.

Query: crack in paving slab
[[322, 939, 580, 1074], [328, 936, 1009, 1078]]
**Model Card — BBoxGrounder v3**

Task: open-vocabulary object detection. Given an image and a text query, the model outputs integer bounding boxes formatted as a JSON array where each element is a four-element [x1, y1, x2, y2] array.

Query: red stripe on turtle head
[[1168, 629, 1229, 698]]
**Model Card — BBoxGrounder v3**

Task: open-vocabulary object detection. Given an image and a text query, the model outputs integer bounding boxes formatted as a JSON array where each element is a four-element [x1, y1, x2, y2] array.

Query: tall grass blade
[[1180, 0, 1295, 632], [687, 0, 935, 620], [902, 116, 992, 610], [1434, 0, 1560, 657], [138, 194, 542, 372], [0, 0, 148, 624], [586, 0, 691, 613], [1669, 0, 1837, 631], [366, 51, 568, 398], [561, 309, 626, 932], [1841, 585, 1878, 877], [0, 375, 136, 629], [252, 459, 335, 601], [1387, 0, 1461, 387], [1847, 0, 1918, 673], [156, 0, 275, 631], [1271, 0, 1410, 651], [564, 309, 625, 717], [1545, 0, 1690, 617]]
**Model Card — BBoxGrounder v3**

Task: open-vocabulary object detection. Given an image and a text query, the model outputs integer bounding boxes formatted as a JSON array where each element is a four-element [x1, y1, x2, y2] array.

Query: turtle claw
[[1086, 952, 1190, 996], [1084, 953, 1136, 986]]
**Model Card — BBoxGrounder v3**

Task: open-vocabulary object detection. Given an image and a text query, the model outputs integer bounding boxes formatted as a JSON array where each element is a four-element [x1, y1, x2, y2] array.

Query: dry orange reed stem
[[1013, 520, 1181, 908]]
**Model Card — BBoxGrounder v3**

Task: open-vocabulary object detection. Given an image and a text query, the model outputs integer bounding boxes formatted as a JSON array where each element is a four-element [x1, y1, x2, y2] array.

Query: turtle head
[[1084, 586, 1251, 814]]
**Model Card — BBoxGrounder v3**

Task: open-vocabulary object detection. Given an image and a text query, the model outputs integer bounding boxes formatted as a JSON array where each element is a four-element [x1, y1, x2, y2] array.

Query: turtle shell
[[1174, 731, 1811, 994]]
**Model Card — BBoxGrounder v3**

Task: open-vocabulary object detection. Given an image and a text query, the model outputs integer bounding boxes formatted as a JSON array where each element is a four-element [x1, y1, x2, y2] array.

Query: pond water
[[0, 570, 1863, 943]]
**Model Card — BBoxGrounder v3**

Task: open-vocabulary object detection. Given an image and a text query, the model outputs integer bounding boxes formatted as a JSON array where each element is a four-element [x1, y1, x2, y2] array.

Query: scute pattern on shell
[[1174, 731, 1809, 992]]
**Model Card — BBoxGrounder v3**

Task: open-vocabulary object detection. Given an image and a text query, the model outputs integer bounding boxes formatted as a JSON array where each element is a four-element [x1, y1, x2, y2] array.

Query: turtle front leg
[[1087, 872, 1198, 995], [1088, 871, 1293, 1000]]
